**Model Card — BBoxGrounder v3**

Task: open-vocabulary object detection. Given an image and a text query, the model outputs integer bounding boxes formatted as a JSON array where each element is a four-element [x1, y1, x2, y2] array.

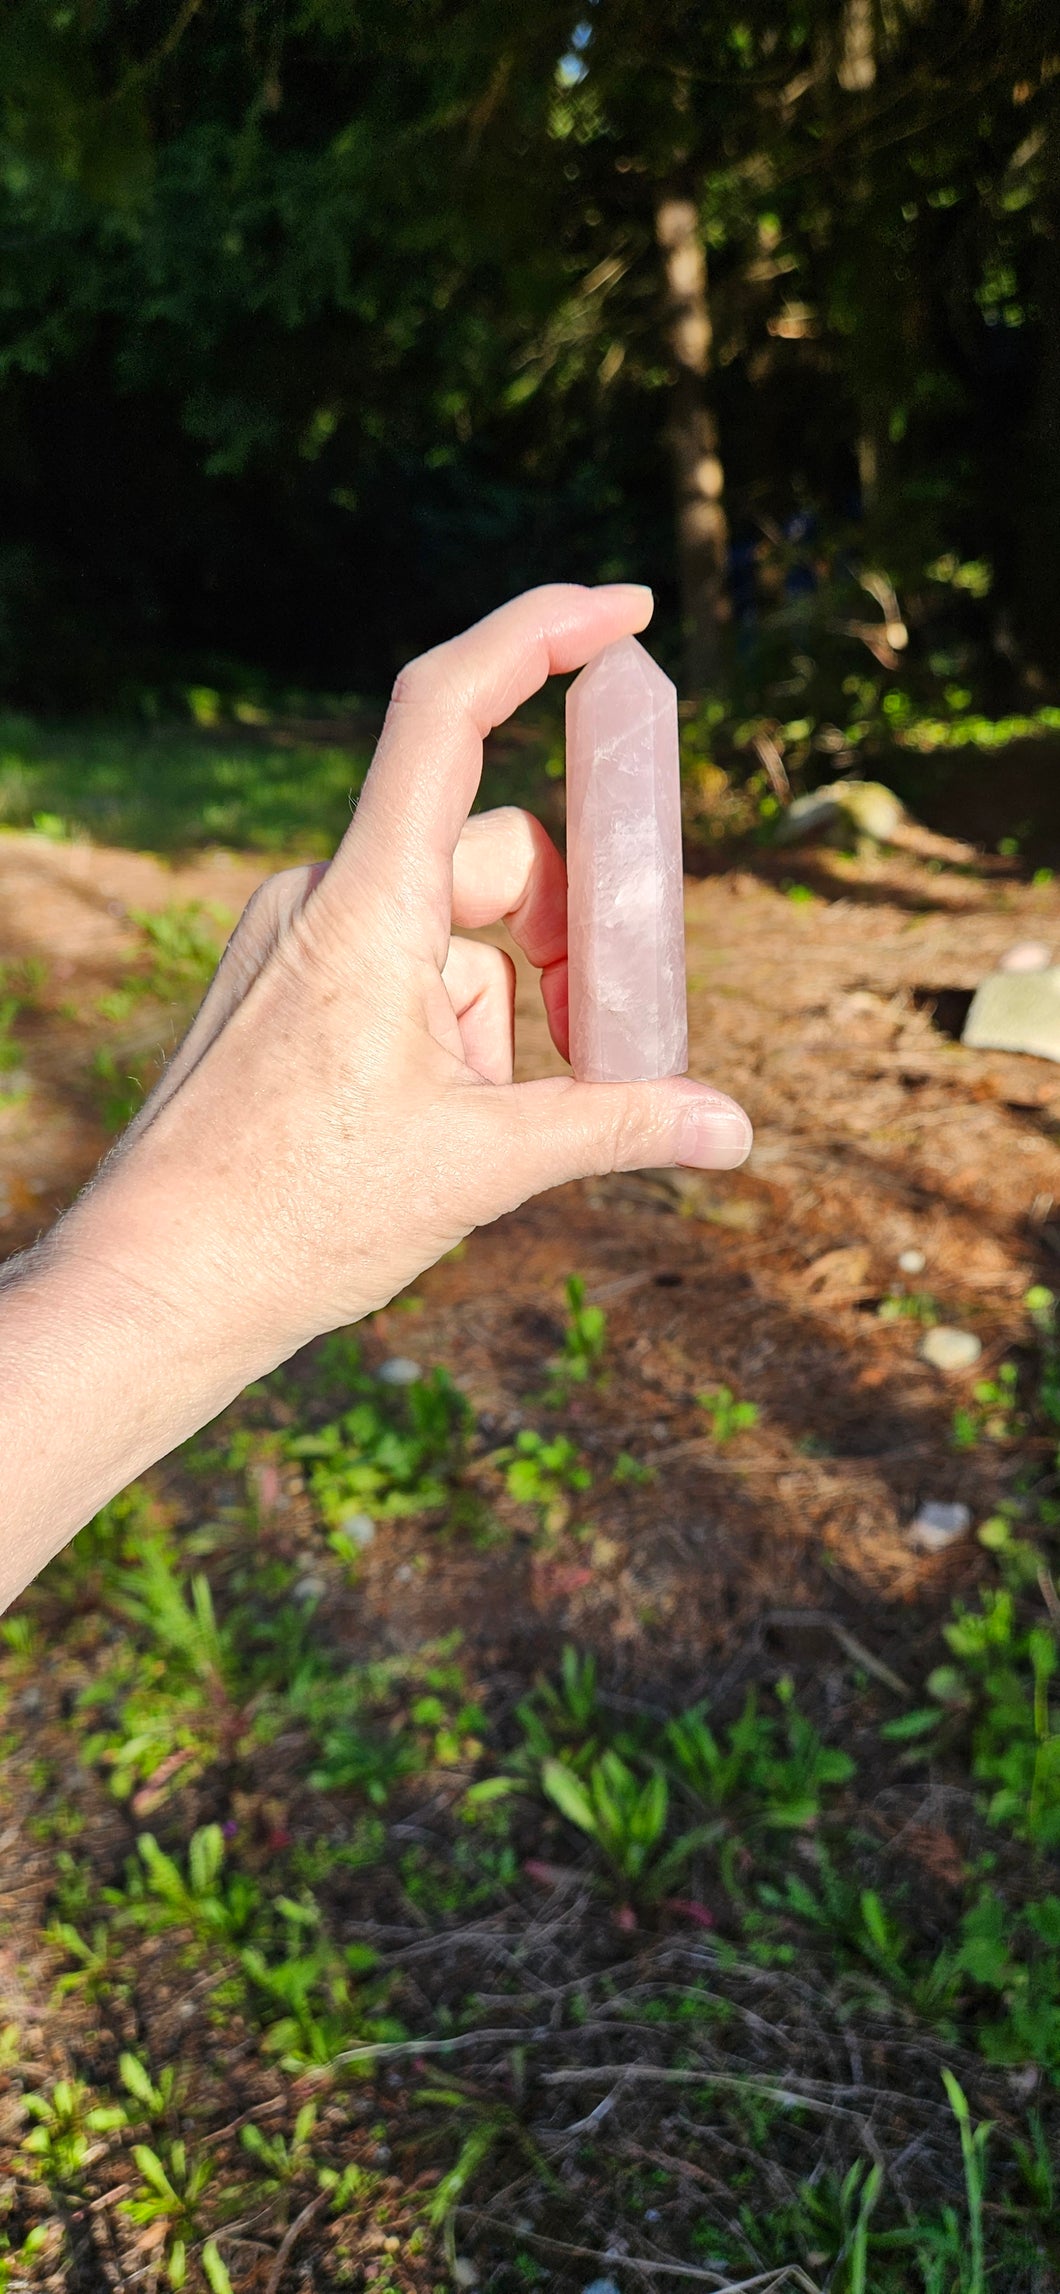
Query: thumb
[[471, 1072, 753, 1210]]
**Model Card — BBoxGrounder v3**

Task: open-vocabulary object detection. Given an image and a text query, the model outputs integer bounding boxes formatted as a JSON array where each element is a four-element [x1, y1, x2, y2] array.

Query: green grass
[[0, 712, 376, 854], [0, 700, 564, 859]]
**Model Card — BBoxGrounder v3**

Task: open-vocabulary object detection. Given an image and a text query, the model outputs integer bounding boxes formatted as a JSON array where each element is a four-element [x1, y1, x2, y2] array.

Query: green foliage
[[696, 1385, 760, 1443], [288, 1365, 470, 1526], [91, 1044, 152, 1131], [932, 1589, 1060, 1848], [543, 1749, 694, 1896], [515, 1644, 602, 1772], [129, 1826, 260, 1948], [494, 1428, 591, 1535], [119, 2051, 177, 2120], [877, 1288, 940, 1326], [121, 2137, 217, 2289], [666, 1680, 855, 1832], [544, 1274, 607, 1397], [951, 1364, 1022, 1451], [0, 987, 23, 1076], [20, 2077, 126, 2188], [241, 2102, 317, 2188], [98, 904, 227, 1020], [8, 1291, 1060, 2281], [954, 1891, 1060, 2078]]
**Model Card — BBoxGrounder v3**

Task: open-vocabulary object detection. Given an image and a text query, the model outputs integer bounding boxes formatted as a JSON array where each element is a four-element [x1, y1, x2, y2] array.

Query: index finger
[[323, 582, 653, 954]]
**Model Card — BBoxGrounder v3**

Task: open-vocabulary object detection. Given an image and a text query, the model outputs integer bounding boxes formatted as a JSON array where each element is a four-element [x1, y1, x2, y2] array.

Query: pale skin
[[0, 584, 752, 1607]]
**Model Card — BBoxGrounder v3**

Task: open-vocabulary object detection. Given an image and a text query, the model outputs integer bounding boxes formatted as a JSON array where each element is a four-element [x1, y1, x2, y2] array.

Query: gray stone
[[293, 1576, 327, 1603], [776, 780, 905, 847], [377, 1356, 423, 1386], [962, 967, 1060, 1064], [336, 1510, 376, 1548], [451, 2263, 479, 2290], [919, 1326, 982, 1373], [908, 1501, 972, 1553]]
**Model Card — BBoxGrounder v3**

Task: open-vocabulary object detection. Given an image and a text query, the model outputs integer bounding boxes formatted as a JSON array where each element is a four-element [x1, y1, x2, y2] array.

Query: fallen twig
[[761, 1608, 911, 1695], [264, 2191, 330, 2294], [457, 2212, 823, 2293]]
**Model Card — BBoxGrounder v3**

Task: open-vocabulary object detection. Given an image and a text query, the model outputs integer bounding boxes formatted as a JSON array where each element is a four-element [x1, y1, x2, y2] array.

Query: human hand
[[64, 584, 752, 1380]]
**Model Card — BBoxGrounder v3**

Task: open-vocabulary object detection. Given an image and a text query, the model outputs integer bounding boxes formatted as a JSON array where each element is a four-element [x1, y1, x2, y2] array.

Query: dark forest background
[[0, 0, 1057, 737]]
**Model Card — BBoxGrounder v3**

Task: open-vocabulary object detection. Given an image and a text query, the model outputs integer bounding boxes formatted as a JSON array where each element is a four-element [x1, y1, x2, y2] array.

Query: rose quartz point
[[566, 635, 688, 1083]]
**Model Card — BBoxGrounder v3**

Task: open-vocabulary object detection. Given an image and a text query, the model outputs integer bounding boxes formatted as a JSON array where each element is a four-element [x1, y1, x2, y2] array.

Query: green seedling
[[542, 1749, 716, 1899], [543, 1749, 666, 1885], [288, 1366, 469, 1525], [77, 1530, 260, 1805], [933, 1587, 1060, 1846], [91, 1045, 151, 1131], [99, 904, 227, 1020], [941, 2068, 991, 2294], [318, 2160, 374, 2212], [45, 1917, 122, 2003], [121, 2137, 218, 2289], [515, 1644, 602, 1773], [877, 1288, 940, 1325], [119, 2051, 178, 2120], [544, 1274, 608, 1397], [21, 2077, 126, 2188], [0, 2228, 50, 2289], [0, 992, 22, 1074], [839, 2158, 884, 2294], [241, 2101, 317, 2187], [293, 1648, 482, 1798], [666, 1679, 855, 1831], [697, 1384, 760, 1442], [240, 1921, 392, 2070], [494, 1428, 591, 1534], [129, 1826, 260, 1947], [612, 1449, 656, 1485], [0, 1612, 40, 1661], [951, 1362, 1022, 1449], [955, 1890, 1060, 2079], [1026, 1284, 1060, 1433], [132, 902, 228, 995]]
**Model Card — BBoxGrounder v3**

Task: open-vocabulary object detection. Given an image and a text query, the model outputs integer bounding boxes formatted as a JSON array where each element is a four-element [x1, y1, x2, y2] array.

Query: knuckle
[[389, 655, 432, 709], [608, 1097, 649, 1172]]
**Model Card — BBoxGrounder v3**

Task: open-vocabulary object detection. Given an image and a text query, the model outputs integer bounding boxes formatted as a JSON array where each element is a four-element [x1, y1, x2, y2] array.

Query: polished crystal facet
[[566, 635, 688, 1082]]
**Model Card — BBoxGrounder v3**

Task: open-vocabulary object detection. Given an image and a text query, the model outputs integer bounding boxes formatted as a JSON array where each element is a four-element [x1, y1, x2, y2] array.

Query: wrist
[[0, 1184, 269, 1601]]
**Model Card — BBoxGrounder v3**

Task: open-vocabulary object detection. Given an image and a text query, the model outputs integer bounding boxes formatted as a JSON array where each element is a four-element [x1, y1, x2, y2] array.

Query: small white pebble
[[451, 2262, 479, 2289], [919, 1326, 982, 1373], [908, 1501, 971, 1553], [898, 1247, 927, 1276], [998, 940, 1052, 973], [377, 1356, 422, 1386]]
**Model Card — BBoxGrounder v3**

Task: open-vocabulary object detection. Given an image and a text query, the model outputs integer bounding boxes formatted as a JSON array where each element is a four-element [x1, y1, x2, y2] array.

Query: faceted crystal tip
[[565, 633, 687, 1083]]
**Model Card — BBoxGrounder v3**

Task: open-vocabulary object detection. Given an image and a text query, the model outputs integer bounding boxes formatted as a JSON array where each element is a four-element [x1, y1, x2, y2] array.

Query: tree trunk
[[655, 192, 729, 696]]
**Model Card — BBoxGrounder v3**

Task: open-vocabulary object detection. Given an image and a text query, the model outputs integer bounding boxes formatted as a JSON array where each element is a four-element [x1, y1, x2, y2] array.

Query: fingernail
[[676, 1098, 753, 1170]]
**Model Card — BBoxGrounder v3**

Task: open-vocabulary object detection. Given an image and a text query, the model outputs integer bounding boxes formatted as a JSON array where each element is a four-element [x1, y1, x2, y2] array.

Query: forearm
[[0, 1215, 263, 1608]]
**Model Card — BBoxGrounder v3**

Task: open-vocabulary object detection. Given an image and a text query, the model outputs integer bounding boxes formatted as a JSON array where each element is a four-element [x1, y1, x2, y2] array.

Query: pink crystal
[[566, 635, 688, 1082]]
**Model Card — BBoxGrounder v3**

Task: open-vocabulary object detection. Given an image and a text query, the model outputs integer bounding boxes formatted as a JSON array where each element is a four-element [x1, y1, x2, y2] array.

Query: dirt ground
[[4, 824, 1060, 1678]]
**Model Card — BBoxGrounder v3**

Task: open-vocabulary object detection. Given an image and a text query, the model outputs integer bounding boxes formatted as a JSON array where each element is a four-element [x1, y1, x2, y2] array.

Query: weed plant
[[3, 1292, 1060, 2287]]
